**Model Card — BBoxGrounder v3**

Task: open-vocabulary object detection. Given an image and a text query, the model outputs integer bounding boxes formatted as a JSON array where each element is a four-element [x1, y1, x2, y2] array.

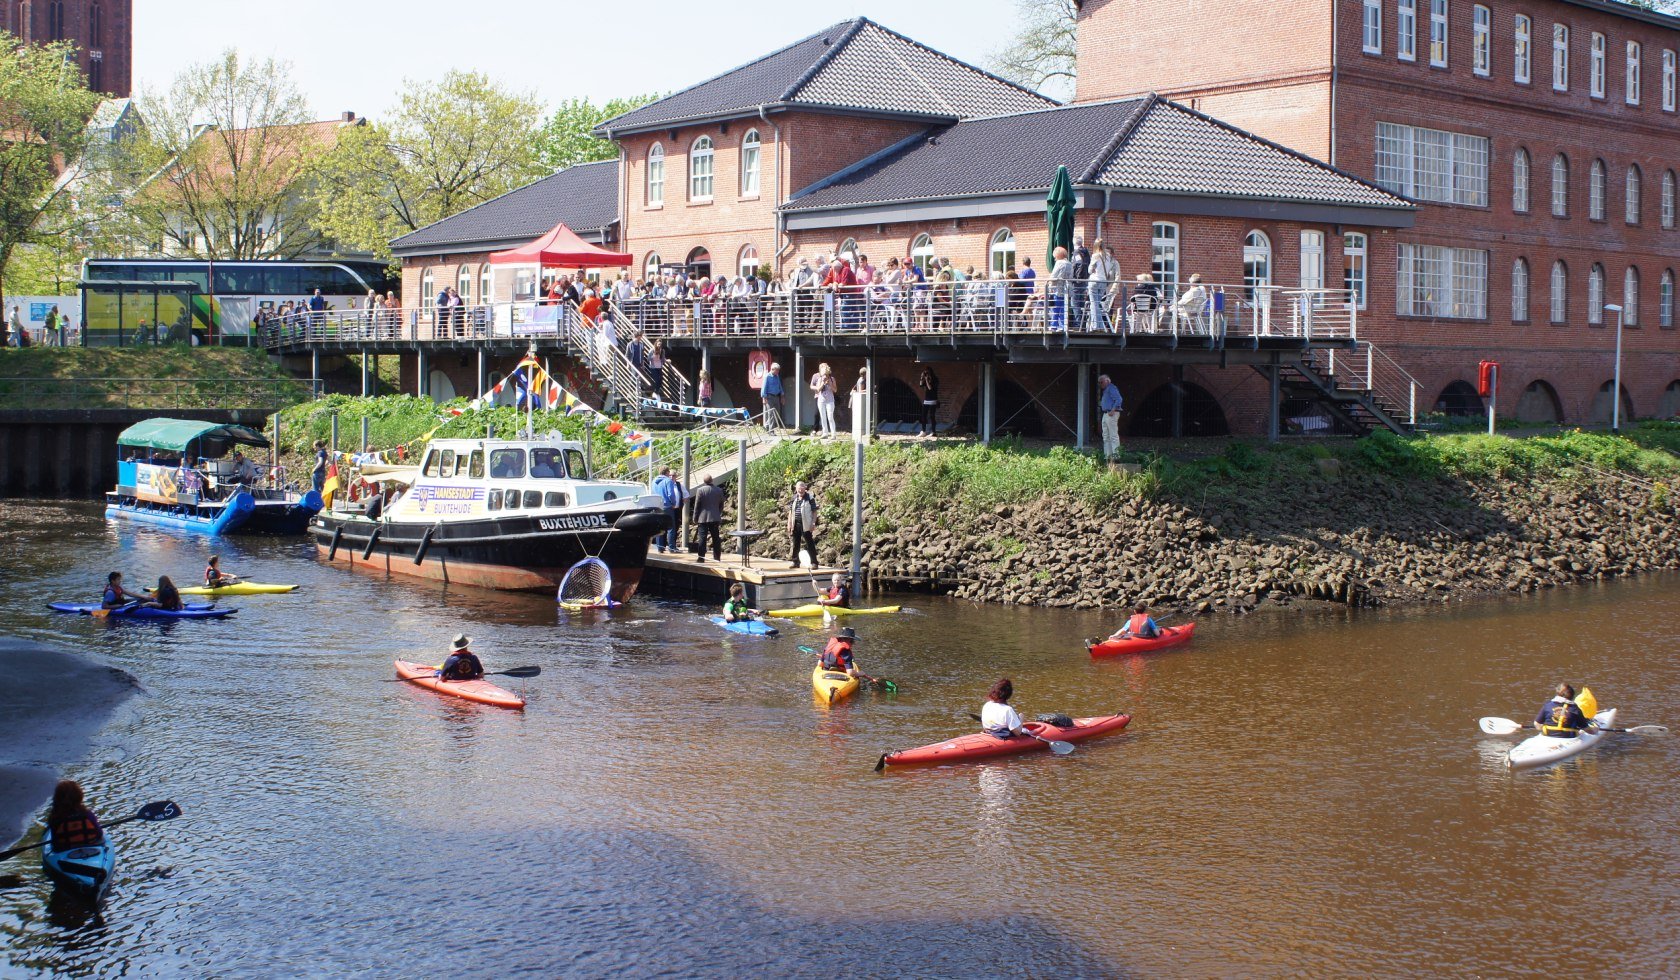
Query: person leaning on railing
[[1088, 240, 1119, 332]]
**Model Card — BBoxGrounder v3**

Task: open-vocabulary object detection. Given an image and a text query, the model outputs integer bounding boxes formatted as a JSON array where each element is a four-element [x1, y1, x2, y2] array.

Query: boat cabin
[[389, 435, 656, 521], [114, 418, 270, 507]]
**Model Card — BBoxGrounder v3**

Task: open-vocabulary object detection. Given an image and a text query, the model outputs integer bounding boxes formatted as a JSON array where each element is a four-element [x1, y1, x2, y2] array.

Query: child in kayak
[[723, 584, 763, 623], [981, 678, 1025, 739], [436, 635, 485, 681], [819, 627, 861, 678], [102, 571, 153, 609], [47, 779, 104, 851], [204, 555, 242, 588], [817, 573, 851, 609], [1107, 604, 1161, 641], [1535, 683, 1595, 737], [152, 576, 184, 612]]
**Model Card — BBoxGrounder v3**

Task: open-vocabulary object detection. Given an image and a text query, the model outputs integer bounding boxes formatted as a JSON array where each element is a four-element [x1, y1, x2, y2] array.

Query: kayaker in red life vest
[[204, 555, 242, 588], [47, 779, 104, 851], [980, 678, 1025, 739], [436, 635, 485, 682], [102, 571, 154, 609], [1535, 683, 1595, 738], [1108, 603, 1161, 641], [817, 573, 851, 609], [820, 627, 861, 678]]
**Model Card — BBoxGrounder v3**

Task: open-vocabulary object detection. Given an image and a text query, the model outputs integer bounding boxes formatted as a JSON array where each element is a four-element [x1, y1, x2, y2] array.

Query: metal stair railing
[[1303, 339, 1421, 428], [559, 303, 655, 420], [599, 301, 691, 406]]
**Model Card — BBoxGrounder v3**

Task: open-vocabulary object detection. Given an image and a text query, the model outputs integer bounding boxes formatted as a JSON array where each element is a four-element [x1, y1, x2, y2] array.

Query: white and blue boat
[[106, 418, 322, 535]]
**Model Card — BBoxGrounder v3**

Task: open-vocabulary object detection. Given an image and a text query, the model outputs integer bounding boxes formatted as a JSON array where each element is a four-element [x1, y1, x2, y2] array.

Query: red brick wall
[[8, 0, 132, 96]]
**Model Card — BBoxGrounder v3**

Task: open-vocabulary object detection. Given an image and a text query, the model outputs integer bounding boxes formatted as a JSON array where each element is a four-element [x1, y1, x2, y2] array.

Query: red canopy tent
[[488, 222, 633, 268]]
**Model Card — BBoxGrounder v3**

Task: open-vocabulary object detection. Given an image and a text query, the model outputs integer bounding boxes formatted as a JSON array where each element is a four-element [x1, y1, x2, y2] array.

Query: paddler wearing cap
[[435, 634, 485, 682], [818, 627, 862, 679]]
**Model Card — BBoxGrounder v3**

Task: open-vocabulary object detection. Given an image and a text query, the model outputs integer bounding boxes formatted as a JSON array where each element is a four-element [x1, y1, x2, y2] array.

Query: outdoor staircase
[[1263, 340, 1420, 436], [557, 303, 691, 424]]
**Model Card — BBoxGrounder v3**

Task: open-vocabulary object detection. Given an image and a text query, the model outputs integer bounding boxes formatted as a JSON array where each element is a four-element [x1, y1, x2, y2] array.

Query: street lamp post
[[1604, 303, 1625, 434]]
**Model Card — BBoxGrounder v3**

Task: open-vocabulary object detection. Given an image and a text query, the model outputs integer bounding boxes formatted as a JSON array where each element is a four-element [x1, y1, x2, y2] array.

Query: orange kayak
[[876, 713, 1131, 770], [393, 659, 525, 710], [1087, 623, 1196, 658]]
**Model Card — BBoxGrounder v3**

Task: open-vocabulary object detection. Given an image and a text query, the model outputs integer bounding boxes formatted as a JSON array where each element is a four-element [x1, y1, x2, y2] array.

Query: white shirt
[[980, 701, 1022, 733]]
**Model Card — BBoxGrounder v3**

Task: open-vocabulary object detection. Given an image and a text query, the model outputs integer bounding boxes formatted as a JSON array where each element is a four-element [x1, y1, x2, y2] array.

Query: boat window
[[421, 450, 439, 477], [565, 450, 587, 479], [489, 449, 526, 480], [439, 449, 456, 477], [487, 490, 502, 511], [530, 448, 566, 478], [503, 488, 520, 510], [523, 490, 543, 508], [468, 450, 484, 479], [544, 491, 568, 507]]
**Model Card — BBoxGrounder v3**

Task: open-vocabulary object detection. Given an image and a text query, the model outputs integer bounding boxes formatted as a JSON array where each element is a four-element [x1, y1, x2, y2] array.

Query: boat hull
[[1508, 708, 1617, 770], [104, 489, 320, 536]]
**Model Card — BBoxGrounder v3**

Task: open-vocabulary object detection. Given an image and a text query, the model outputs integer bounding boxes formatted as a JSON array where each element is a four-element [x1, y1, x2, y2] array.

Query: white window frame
[[1473, 6, 1491, 76], [646, 143, 665, 207], [479, 263, 491, 304], [1344, 232, 1368, 309], [1364, 0, 1383, 53], [644, 252, 661, 280], [1628, 42, 1642, 105], [1396, 243, 1489, 319], [1589, 263, 1605, 324], [1512, 258, 1530, 322], [1398, 0, 1417, 61], [688, 136, 714, 202], [1429, 0, 1449, 67], [1624, 266, 1640, 326], [990, 229, 1016, 274], [738, 244, 759, 279], [1374, 121, 1489, 206], [420, 268, 435, 310], [1243, 230, 1272, 297], [1590, 159, 1606, 221], [1551, 260, 1569, 323], [1515, 15, 1532, 83], [1662, 269, 1674, 328], [910, 234, 934, 274], [1664, 170, 1676, 228], [1627, 165, 1642, 225], [1300, 230, 1326, 292], [1151, 221, 1180, 288], [1513, 148, 1530, 213], [1554, 23, 1570, 92], [456, 264, 472, 303], [740, 129, 761, 198], [1665, 50, 1676, 111], [1591, 32, 1606, 98], [1552, 154, 1570, 216], [837, 237, 859, 263]]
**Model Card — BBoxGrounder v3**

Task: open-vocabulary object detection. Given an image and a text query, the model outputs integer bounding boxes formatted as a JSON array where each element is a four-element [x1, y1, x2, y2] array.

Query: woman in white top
[[1175, 273, 1209, 333], [1047, 246, 1074, 331], [980, 678, 1024, 738], [810, 361, 838, 437]]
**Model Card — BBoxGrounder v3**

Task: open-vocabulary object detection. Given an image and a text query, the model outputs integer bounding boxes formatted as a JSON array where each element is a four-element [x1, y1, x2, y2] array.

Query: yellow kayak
[[812, 664, 860, 705], [770, 604, 902, 618], [178, 583, 298, 596]]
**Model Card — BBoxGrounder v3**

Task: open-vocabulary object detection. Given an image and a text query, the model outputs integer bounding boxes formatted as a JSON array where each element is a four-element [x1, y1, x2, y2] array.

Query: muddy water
[[1, 502, 1676, 977]]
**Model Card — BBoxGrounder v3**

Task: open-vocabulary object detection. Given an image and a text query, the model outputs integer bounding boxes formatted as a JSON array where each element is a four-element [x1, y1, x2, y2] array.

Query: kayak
[[1088, 623, 1196, 658], [41, 828, 115, 899], [1509, 707, 1616, 770], [393, 659, 525, 710], [177, 582, 297, 596], [812, 663, 860, 705], [48, 602, 235, 620], [710, 615, 778, 636], [769, 604, 902, 619], [559, 598, 622, 611], [878, 713, 1132, 770]]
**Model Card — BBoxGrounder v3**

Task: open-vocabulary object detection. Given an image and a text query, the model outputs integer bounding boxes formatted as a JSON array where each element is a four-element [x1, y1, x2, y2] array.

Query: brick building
[[2, 0, 131, 96], [1076, 0, 1680, 423]]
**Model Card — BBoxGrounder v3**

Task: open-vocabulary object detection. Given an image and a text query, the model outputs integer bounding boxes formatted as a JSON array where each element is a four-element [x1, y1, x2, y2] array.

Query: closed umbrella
[[1045, 164, 1076, 268]]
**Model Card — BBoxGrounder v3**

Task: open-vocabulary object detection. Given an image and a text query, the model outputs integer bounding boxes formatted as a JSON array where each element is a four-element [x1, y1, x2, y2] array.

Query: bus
[[78, 258, 399, 346]]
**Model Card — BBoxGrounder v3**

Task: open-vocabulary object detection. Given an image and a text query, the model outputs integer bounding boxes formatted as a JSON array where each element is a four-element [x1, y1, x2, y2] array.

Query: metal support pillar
[[1267, 363, 1281, 443], [360, 353, 370, 397], [330, 412, 339, 457], [981, 362, 995, 444], [1075, 362, 1090, 450], [681, 434, 693, 549], [360, 416, 369, 453], [867, 354, 878, 437], [792, 348, 804, 432], [850, 436, 864, 589], [477, 349, 487, 400], [416, 350, 428, 399], [311, 350, 321, 394], [736, 438, 748, 533]]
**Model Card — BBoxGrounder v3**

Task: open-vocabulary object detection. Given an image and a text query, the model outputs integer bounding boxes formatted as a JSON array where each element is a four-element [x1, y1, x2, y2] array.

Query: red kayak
[[1087, 622, 1196, 658], [876, 713, 1131, 770], [394, 659, 525, 710]]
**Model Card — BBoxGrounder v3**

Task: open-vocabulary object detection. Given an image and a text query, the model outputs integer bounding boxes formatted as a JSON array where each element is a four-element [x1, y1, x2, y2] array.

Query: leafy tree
[[989, 0, 1079, 100], [1619, 0, 1680, 12], [536, 93, 662, 172], [311, 71, 546, 260], [0, 32, 103, 312]]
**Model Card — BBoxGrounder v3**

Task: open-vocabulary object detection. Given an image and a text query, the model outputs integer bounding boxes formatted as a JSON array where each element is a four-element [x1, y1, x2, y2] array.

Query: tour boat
[[310, 432, 669, 598], [106, 418, 323, 536]]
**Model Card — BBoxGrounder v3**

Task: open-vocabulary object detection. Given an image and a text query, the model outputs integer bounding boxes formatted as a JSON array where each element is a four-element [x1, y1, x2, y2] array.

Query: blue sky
[[134, 1, 1033, 118]]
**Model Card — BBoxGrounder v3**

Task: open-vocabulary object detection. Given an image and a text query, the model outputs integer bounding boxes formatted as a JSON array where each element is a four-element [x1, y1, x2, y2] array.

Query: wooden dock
[[641, 551, 845, 606]]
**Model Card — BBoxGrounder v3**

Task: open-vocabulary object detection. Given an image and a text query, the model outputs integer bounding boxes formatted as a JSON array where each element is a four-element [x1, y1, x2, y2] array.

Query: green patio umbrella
[[1045, 164, 1076, 268]]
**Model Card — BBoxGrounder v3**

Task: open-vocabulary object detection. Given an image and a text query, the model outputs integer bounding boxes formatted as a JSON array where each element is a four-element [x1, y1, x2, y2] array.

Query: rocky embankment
[[761, 461, 1678, 614]]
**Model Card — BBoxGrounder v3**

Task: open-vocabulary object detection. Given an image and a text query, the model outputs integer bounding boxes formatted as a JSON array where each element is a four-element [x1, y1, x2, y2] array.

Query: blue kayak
[[48, 601, 235, 619], [42, 828, 115, 899], [710, 615, 778, 636]]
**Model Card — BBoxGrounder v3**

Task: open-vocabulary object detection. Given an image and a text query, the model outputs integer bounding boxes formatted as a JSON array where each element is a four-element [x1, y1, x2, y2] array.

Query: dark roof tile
[[390, 160, 618, 255]]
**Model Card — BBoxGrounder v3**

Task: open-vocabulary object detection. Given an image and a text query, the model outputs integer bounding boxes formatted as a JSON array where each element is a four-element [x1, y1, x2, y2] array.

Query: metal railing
[[595, 300, 691, 406], [1305, 340, 1422, 427], [0, 376, 319, 410]]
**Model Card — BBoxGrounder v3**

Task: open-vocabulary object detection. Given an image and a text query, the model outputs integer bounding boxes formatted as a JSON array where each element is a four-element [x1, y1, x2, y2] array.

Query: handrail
[[1304, 339, 1421, 428]]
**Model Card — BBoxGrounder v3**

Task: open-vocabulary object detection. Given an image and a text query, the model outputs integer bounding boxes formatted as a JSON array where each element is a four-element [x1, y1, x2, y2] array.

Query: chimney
[[340, 111, 357, 123]]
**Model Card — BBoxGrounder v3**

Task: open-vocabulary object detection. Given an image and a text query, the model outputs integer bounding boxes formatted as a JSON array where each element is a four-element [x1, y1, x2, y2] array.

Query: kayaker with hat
[[204, 554, 242, 588], [1107, 603, 1161, 641], [436, 635, 485, 682], [817, 572, 851, 609], [819, 627, 861, 678], [1535, 683, 1596, 737], [723, 583, 764, 623], [980, 678, 1025, 739]]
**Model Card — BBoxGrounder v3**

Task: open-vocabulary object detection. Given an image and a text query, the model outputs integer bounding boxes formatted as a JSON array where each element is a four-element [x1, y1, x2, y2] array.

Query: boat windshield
[[531, 448, 566, 478], [565, 449, 588, 480], [488, 448, 526, 479]]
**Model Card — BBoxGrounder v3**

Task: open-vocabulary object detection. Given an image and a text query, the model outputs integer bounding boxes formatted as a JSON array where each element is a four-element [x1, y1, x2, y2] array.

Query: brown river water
[[1, 501, 1677, 978]]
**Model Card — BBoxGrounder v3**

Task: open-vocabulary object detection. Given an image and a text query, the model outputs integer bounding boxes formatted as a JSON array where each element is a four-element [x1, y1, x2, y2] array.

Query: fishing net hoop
[[557, 557, 613, 608]]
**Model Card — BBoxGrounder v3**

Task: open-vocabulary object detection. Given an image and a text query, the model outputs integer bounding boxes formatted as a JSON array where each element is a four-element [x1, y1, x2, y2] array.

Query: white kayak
[[1508, 708, 1616, 770]]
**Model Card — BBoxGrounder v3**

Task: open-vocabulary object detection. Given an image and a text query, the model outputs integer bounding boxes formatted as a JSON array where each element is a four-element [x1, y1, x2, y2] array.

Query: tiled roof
[[390, 160, 619, 255], [598, 18, 1051, 135], [784, 97, 1412, 213]]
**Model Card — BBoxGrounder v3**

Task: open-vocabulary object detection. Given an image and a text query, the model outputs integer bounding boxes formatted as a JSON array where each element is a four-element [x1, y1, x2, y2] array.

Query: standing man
[[311, 439, 329, 493], [691, 473, 724, 563], [1070, 235, 1091, 330], [1097, 374, 1124, 460], [1089, 239, 1119, 332], [308, 289, 328, 332], [5, 305, 19, 347], [762, 362, 785, 431], [651, 466, 685, 554], [789, 481, 818, 568]]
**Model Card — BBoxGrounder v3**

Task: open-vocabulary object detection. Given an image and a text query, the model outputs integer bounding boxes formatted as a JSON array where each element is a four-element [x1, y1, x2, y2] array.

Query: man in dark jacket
[[691, 473, 725, 562]]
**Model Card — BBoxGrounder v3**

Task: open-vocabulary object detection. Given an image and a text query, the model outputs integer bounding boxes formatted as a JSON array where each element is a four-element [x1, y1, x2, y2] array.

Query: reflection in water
[[0, 503, 1677, 976]]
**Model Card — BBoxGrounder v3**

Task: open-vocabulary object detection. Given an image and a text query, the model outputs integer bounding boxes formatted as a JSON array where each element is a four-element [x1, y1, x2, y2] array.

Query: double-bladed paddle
[[967, 713, 1075, 755], [0, 800, 183, 861], [385, 665, 542, 682], [1478, 716, 1668, 736], [798, 645, 896, 693]]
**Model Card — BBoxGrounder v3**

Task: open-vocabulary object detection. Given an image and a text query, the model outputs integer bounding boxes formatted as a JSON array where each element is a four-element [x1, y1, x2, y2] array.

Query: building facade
[[2, 0, 132, 96]]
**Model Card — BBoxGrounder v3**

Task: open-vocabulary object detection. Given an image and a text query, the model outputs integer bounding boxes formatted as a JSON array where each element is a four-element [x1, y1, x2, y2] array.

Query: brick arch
[[1514, 379, 1564, 424], [1127, 381, 1231, 437], [1434, 380, 1483, 417], [1588, 380, 1635, 425]]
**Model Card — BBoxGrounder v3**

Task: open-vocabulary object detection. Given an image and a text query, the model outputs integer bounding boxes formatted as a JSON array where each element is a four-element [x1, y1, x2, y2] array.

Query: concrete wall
[[0, 408, 274, 499]]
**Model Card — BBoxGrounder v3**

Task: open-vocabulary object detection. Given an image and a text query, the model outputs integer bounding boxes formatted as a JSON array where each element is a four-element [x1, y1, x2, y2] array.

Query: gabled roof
[[390, 160, 619, 257], [783, 96, 1413, 216], [596, 18, 1052, 135]]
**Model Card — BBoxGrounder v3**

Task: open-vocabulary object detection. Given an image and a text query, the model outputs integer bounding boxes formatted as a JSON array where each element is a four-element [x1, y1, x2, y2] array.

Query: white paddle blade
[[1624, 725, 1670, 736], [1479, 717, 1524, 735], [1049, 741, 1076, 755]]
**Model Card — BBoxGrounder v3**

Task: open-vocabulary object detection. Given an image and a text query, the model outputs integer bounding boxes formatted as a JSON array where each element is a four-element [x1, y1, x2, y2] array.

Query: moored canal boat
[[105, 418, 323, 536]]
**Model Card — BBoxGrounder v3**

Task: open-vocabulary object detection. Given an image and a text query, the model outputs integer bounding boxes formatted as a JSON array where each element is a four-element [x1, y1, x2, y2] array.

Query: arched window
[[420, 268, 435, 310], [456, 264, 472, 303], [990, 229, 1016, 274], [1513, 148, 1530, 213], [1589, 263, 1606, 324], [646, 143, 665, 206], [644, 252, 661, 280], [689, 136, 714, 201], [1552, 154, 1569, 216], [837, 237, 859, 263], [1625, 266, 1641, 325], [1627, 165, 1643, 225], [89, 2, 101, 43], [1151, 222, 1179, 287], [479, 264, 492, 304], [46, 0, 62, 39], [738, 244, 758, 279], [1551, 260, 1568, 323], [1343, 232, 1368, 308], [1512, 258, 1530, 322], [740, 129, 761, 197], [1299, 230, 1325, 291], [1662, 269, 1675, 328], [910, 233, 934, 275], [1589, 159, 1606, 220], [1243, 230, 1272, 297], [1665, 170, 1677, 228]]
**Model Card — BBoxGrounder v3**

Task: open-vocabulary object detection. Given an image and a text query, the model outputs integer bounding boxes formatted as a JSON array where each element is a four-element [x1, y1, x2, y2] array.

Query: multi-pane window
[[1430, 0, 1449, 66], [1624, 266, 1640, 325], [1512, 258, 1530, 321], [689, 136, 714, 201], [1552, 154, 1570, 216], [1665, 170, 1676, 228], [1513, 148, 1530, 212], [1590, 159, 1606, 220], [644, 252, 661, 280], [1554, 24, 1570, 91], [1627, 165, 1642, 225], [1551, 260, 1569, 323], [1662, 270, 1674, 328], [740, 130, 761, 197], [1243, 230, 1272, 298], [1396, 244, 1488, 318], [646, 143, 664, 206], [1398, 0, 1417, 61], [1473, 6, 1491, 76], [1300, 230, 1325, 292], [1628, 42, 1643, 105], [1374, 122, 1489, 205], [1344, 233, 1368, 309], [1589, 263, 1605, 324], [1364, 0, 1382, 53], [1591, 33, 1606, 98], [911, 234, 934, 273], [990, 229, 1016, 274], [1515, 16, 1533, 83], [739, 244, 759, 279], [1151, 222, 1180, 287], [1665, 50, 1677, 111]]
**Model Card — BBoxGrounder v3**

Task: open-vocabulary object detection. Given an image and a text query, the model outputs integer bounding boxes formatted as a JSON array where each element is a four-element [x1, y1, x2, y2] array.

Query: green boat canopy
[[116, 418, 269, 455]]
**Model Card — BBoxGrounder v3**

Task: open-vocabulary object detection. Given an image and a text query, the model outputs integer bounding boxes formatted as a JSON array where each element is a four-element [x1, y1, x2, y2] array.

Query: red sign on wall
[[747, 350, 772, 390]]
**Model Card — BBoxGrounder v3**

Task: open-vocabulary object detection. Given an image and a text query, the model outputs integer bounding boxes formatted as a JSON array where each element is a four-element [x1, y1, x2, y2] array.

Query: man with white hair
[[1097, 373, 1124, 459], [762, 361, 785, 430], [789, 480, 818, 567]]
